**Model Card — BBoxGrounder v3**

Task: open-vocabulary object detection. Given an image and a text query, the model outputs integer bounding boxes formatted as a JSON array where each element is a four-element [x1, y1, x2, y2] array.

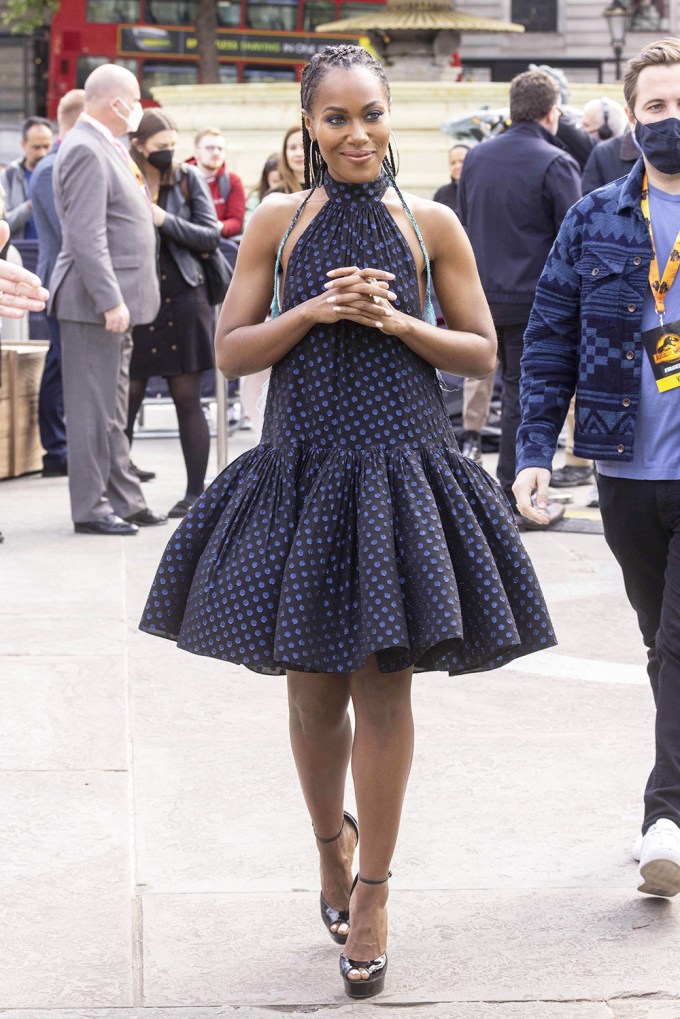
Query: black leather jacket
[[157, 164, 221, 287]]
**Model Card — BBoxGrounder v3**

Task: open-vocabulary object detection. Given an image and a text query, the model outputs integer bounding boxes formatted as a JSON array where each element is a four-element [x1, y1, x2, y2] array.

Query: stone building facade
[[457, 0, 677, 83]]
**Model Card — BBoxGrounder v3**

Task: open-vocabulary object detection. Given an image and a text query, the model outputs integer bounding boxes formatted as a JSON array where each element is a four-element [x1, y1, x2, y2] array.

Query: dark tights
[[127, 372, 209, 498]]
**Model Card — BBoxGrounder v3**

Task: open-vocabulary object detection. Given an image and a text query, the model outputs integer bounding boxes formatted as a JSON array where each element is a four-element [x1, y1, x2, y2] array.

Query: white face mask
[[115, 98, 143, 134]]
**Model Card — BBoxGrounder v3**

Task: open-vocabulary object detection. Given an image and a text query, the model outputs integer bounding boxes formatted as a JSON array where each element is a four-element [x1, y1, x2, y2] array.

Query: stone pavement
[[1, 430, 679, 1019]]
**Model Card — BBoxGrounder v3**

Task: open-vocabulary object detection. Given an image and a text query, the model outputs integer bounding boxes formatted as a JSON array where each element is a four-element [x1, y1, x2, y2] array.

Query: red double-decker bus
[[47, 0, 378, 117]]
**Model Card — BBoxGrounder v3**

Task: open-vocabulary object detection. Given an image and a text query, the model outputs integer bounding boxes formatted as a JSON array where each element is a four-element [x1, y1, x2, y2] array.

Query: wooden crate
[[0, 342, 48, 479]]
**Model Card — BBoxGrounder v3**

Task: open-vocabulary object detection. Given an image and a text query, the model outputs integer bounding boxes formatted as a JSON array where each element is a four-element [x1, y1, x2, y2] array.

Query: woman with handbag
[[126, 109, 221, 518]]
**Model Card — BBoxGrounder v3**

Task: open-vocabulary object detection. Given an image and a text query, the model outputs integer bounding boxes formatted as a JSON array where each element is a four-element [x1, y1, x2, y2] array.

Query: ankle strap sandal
[[315, 811, 359, 945], [340, 870, 391, 999]]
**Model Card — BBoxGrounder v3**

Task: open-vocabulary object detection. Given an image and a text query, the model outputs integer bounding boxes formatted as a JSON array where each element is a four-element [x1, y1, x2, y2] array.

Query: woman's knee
[[350, 662, 413, 729], [287, 674, 350, 738]]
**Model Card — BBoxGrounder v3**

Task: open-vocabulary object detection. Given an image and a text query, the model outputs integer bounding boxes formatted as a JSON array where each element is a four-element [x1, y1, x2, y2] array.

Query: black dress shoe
[[129, 460, 156, 482], [461, 430, 483, 463], [74, 513, 139, 536], [42, 462, 68, 477], [124, 508, 168, 527], [550, 464, 593, 487]]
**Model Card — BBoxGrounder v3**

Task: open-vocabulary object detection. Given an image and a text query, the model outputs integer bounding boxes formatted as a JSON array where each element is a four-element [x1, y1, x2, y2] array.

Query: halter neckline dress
[[140, 170, 555, 675]]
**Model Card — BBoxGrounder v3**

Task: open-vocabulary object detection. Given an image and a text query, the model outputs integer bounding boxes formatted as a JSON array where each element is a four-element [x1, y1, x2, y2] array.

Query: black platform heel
[[315, 811, 359, 945], [340, 870, 391, 998]]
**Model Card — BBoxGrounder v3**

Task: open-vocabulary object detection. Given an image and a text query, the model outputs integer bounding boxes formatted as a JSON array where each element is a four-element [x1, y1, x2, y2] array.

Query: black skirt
[[131, 242, 213, 380]]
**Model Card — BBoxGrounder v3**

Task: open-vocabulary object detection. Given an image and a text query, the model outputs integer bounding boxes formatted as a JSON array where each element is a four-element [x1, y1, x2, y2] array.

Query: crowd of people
[[0, 67, 295, 532], [433, 77, 635, 518], [3, 36, 680, 1002]]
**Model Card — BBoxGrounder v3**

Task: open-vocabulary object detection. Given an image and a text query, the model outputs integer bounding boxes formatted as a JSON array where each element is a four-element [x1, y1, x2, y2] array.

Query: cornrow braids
[[300, 44, 395, 189]]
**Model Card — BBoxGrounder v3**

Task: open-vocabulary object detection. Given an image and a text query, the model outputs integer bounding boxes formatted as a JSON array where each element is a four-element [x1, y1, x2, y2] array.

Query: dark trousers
[[598, 474, 680, 833], [495, 320, 528, 505], [38, 314, 67, 470]]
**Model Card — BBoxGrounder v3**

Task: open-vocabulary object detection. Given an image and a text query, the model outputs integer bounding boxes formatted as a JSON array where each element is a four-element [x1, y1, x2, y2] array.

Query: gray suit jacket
[[49, 120, 160, 326]]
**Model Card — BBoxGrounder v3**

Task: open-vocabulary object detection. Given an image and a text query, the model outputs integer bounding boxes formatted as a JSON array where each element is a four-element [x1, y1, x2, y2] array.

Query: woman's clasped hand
[[322, 265, 397, 330]]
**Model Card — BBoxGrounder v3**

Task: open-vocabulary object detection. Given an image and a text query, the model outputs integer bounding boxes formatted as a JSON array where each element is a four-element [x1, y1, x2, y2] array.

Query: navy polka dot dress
[[139, 172, 556, 675]]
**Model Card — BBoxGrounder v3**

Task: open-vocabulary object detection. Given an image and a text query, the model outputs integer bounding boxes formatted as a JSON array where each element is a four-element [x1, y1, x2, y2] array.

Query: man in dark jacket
[[582, 129, 639, 194], [458, 69, 582, 525]]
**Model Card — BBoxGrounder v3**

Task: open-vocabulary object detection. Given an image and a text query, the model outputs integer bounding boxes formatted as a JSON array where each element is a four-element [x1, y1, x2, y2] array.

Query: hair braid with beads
[[300, 44, 398, 190]]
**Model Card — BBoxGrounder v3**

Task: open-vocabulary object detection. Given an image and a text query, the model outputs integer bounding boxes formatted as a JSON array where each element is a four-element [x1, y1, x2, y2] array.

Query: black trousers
[[598, 473, 680, 833], [39, 314, 67, 471], [495, 320, 528, 506]]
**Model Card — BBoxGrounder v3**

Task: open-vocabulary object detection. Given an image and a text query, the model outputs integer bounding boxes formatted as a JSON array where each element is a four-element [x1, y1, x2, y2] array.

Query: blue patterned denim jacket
[[516, 157, 655, 472]]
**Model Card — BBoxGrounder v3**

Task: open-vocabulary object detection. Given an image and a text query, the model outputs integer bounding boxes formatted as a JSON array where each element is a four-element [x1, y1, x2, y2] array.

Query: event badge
[[640, 172, 680, 393], [642, 319, 680, 392]]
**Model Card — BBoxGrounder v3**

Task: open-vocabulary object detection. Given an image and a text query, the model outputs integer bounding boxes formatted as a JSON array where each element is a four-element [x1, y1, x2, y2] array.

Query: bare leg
[[344, 656, 414, 973], [287, 671, 355, 927]]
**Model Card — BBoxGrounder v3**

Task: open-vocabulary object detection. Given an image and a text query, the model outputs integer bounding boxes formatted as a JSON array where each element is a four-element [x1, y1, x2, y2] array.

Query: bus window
[[142, 61, 199, 90], [303, 1, 335, 29], [338, 1, 383, 14], [243, 64, 297, 81], [77, 55, 138, 88], [145, 1, 197, 24], [245, 0, 297, 31], [218, 65, 238, 82], [217, 0, 242, 27], [86, 0, 141, 21]]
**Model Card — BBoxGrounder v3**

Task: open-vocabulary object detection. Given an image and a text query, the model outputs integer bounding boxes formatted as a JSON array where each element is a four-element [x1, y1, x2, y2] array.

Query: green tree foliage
[[2, 0, 58, 33]]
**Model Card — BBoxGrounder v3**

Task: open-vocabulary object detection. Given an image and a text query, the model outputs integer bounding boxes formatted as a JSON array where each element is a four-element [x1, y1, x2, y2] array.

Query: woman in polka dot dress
[[140, 45, 556, 999]]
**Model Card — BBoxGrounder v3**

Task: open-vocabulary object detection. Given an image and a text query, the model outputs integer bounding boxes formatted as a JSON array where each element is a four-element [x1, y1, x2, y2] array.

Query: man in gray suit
[[50, 64, 167, 535]]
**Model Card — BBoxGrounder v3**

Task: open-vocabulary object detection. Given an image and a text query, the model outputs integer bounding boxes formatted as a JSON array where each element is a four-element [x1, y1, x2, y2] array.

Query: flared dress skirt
[[139, 172, 556, 675]]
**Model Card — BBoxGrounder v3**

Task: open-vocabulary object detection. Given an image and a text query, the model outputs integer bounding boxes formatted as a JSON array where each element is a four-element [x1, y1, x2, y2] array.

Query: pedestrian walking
[[140, 44, 555, 999], [126, 109, 221, 518], [514, 37, 680, 900]]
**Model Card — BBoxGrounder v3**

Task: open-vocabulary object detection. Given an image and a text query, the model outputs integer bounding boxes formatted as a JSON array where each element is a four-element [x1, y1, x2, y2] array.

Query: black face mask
[[634, 118, 680, 174], [147, 148, 174, 172]]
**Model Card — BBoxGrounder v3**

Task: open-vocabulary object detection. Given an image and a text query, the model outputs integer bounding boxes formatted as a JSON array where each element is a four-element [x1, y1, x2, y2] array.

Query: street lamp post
[[603, 1, 629, 81]]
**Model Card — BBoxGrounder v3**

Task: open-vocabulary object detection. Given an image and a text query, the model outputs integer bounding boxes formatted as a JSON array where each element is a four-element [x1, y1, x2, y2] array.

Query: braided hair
[[300, 44, 398, 190]]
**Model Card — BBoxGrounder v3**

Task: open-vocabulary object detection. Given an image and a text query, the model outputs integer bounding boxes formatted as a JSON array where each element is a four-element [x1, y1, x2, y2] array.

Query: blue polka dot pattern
[[139, 172, 556, 675]]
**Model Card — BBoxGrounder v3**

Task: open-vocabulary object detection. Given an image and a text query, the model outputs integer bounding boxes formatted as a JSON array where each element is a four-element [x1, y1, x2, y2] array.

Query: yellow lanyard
[[640, 171, 680, 325]]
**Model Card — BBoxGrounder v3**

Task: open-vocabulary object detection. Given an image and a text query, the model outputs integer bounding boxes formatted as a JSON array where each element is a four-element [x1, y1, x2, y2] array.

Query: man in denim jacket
[[515, 38, 680, 899]]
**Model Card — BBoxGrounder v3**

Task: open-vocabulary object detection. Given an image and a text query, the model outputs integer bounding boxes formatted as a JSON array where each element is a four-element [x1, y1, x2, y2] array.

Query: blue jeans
[[39, 314, 67, 470], [598, 474, 680, 833]]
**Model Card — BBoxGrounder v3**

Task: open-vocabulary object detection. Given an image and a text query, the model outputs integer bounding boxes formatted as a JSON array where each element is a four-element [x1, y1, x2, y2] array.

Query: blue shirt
[[597, 182, 680, 480]]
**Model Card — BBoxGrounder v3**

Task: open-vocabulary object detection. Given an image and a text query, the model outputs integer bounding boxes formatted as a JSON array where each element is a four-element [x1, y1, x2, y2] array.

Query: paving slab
[[0, 1005, 619, 1019], [613, 1003, 680, 1018], [140, 888, 680, 1007], [0, 772, 132, 1006], [0, 655, 127, 769]]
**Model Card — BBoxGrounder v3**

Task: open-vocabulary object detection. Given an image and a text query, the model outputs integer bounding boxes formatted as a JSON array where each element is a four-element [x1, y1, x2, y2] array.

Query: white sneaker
[[632, 833, 642, 862], [637, 818, 680, 896]]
